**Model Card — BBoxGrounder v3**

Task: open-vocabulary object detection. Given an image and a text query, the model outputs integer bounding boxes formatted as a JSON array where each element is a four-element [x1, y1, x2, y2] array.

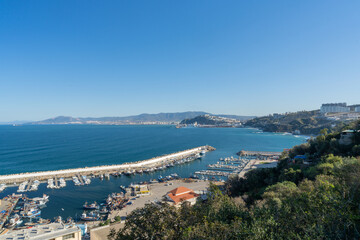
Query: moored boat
[[83, 201, 99, 210], [81, 211, 100, 221]]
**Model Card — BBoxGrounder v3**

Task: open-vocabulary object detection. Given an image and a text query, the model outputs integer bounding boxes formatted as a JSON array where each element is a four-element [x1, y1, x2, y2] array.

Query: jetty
[[54, 176, 59, 188], [237, 150, 282, 159], [0, 146, 215, 184]]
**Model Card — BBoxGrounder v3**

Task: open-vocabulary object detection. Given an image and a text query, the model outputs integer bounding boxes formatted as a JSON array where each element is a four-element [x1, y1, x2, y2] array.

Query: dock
[[194, 170, 234, 177], [25, 178, 34, 191], [54, 177, 59, 188], [77, 174, 84, 185], [0, 146, 215, 184], [237, 150, 282, 159]]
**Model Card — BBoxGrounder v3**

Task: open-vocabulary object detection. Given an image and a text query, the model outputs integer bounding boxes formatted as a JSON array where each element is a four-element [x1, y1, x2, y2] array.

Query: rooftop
[[167, 187, 199, 204], [0, 223, 81, 240]]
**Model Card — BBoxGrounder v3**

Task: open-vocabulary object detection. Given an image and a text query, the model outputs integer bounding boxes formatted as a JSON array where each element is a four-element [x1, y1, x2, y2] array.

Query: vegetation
[[243, 110, 339, 135], [109, 120, 360, 240], [180, 114, 240, 126]]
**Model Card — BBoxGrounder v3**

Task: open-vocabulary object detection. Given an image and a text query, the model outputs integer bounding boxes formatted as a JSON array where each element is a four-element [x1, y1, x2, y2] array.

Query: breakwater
[[0, 146, 215, 184]]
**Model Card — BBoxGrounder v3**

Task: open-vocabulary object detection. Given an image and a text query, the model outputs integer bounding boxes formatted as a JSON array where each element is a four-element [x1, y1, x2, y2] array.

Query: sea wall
[[0, 145, 215, 184]]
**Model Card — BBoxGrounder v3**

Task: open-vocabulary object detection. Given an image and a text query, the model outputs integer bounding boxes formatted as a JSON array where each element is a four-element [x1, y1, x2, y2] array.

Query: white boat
[[31, 194, 49, 206], [9, 214, 23, 227], [59, 178, 66, 187], [82, 176, 91, 185], [47, 179, 56, 189], [81, 211, 100, 221], [17, 181, 28, 192], [72, 176, 81, 186], [0, 183, 7, 192]]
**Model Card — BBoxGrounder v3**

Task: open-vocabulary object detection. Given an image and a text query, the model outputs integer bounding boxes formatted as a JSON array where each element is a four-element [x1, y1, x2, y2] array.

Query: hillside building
[[321, 103, 360, 114], [320, 103, 349, 113]]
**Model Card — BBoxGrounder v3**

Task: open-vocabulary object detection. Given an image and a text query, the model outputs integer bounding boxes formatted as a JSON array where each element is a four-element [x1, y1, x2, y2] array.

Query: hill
[[243, 110, 338, 135], [180, 114, 242, 127]]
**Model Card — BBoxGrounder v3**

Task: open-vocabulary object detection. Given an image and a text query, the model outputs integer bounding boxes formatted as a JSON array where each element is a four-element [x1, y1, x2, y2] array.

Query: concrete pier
[[54, 177, 59, 188], [77, 174, 84, 185], [26, 178, 33, 191], [0, 146, 215, 184]]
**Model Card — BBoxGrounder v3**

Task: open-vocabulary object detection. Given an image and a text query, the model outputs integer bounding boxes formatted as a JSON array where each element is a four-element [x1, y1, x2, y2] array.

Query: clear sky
[[1, 1, 360, 121]]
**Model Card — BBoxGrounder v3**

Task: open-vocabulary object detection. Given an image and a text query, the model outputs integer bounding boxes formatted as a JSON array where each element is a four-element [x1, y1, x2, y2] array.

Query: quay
[[195, 170, 234, 177], [25, 178, 33, 191], [237, 150, 282, 159], [77, 174, 84, 185], [54, 177, 59, 188], [0, 146, 215, 185]]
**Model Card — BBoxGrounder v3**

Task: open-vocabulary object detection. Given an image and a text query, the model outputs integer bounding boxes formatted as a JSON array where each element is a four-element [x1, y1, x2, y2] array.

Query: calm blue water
[[0, 125, 305, 220]]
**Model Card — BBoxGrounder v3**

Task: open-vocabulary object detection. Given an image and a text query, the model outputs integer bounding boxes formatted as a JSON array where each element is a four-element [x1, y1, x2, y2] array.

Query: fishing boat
[[8, 214, 23, 227], [0, 183, 7, 192], [99, 206, 109, 214], [83, 202, 99, 210], [81, 211, 100, 221], [30, 194, 49, 207], [22, 208, 41, 218], [106, 195, 112, 205]]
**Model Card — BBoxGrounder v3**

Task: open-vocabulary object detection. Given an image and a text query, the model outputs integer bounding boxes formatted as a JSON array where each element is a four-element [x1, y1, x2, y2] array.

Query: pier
[[237, 150, 282, 159], [26, 178, 33, 191], [77, 174, 84, 185], [0, 146, 215, 184], [54, 177, 59, 188]]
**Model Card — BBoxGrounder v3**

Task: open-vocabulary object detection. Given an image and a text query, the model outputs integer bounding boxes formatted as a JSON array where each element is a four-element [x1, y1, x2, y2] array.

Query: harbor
[[0, 146, 214, 185], [0, 125, 306, 238], [193, 150, 283, 179]]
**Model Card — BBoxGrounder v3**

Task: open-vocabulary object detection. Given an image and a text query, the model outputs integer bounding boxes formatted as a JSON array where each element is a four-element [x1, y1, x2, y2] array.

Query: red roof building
[[166, 186, 199, 206]]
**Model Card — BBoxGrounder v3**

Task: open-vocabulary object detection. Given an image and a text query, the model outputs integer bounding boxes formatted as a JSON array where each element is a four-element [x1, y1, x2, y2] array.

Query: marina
[[0, 146, 214, 185]]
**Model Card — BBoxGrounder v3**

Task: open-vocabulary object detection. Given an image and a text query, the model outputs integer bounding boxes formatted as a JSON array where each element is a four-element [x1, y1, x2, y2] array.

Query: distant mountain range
[[26, 112, 255, 125]]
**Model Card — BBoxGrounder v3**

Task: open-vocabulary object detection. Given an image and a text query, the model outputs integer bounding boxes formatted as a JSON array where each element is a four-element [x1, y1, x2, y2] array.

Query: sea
[[0, 125, 306, 220]]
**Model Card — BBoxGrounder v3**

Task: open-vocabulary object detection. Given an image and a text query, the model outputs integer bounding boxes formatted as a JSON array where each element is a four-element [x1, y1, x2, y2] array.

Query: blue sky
[[0, 1, 359, 121]]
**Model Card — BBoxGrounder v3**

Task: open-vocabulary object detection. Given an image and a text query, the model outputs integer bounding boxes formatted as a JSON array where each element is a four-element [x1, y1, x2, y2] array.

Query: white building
[[0, 223, 82, 240], [320, 103, 350, 113]]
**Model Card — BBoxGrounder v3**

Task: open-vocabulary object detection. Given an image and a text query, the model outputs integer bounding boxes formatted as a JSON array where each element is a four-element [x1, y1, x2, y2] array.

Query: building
[[320, 103, 349, 113], [0, 223, 82, 240], [320, 103, 360, 113], [355, 105, 360, 113], [166, 186, 199, 206], [131, 184, 150, 196]]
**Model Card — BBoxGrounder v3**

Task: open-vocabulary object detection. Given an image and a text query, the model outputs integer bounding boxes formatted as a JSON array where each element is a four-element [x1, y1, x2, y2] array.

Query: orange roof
[[167, 186, 199, 204], [169, 186, 193, 196]]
